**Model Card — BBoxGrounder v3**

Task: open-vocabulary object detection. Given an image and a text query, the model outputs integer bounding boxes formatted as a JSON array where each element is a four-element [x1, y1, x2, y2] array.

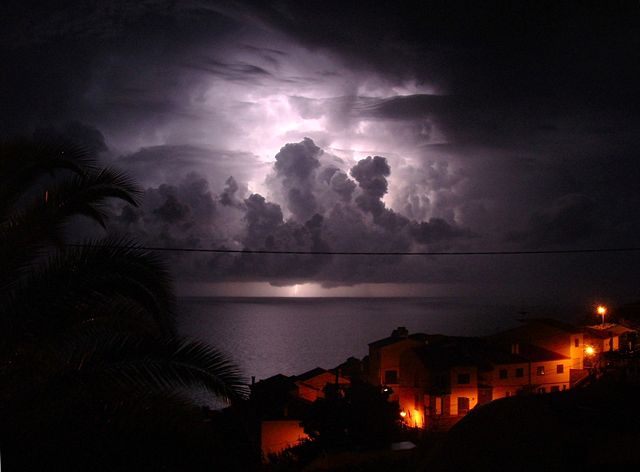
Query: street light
[[596, 305, 607, 326]]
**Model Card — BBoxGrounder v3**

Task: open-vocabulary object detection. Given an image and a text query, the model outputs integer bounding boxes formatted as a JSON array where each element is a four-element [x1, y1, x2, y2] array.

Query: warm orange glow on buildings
[[261, 420, 309, 458]]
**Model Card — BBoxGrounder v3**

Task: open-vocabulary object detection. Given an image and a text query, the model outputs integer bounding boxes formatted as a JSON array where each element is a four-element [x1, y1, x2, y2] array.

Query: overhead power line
[[67, 244, 640, 257]]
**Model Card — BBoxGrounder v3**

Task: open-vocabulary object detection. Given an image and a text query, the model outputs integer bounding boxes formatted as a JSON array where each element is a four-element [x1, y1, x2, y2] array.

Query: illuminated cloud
[[3, 2, 640, 300]]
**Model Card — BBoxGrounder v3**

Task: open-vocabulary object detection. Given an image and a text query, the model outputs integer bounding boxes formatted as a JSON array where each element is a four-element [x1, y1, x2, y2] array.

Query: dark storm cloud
[[0, 0, 245, 141], [115, 145, 268, 189], [186, 57, 274, 83], [4, 2, 640, 300], [350, 156, 390, 217], [411, 218, 474, 245], [508, 194, 598, 248], [111, 138, 475, 285]]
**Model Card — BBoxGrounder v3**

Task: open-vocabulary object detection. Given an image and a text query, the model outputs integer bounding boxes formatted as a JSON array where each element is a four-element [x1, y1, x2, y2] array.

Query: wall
[[295, 372, 349, 402], [261, 420, 308, 459], [449, 366, 478, 416], [529, 359, 570, 393], [483, 362, 531, 399], [369, 338, 423, 399]]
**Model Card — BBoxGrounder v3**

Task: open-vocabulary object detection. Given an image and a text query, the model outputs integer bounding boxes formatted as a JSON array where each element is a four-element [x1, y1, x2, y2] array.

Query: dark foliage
[[301, 379, 400, 451], [0, 135, 254, 471]]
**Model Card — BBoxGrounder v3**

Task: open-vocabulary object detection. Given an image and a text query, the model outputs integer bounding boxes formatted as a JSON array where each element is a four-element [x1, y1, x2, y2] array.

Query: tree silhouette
[[0, 136, 251, 471]]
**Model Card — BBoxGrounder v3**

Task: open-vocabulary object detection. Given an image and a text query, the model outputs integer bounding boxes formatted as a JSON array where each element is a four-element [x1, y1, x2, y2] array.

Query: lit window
[[515, 368, 524, 378], [536, 366, 545, 376], [384, 370, 398, 384], [556, 364, 564, 374], [499, 369, 507, 379], [457, 373, 471, 384]]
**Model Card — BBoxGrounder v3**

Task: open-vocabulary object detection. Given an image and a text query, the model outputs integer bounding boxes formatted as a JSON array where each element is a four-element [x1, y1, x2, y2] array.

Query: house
[[365, 318, 586, 432], [583, 323, 637, 354], [394, 336, 573, 431], [250, 367, 351, 458], [368, 326, 431, 400], [490, 318, 585, 371], [294, 367, 350, 402]]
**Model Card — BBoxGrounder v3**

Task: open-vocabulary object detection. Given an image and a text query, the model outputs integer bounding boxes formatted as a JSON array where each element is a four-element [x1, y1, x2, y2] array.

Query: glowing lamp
[[585, 345, 595, 356], [596, 305, 607, 326], [399, 411, 407, 418]]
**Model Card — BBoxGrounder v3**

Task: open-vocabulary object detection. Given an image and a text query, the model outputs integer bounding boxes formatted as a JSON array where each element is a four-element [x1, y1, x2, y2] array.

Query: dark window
[[551, 386, 560, 392], [556, 364, 564, 374], [384, 370, 398, 384], [574, 338, 580, 347], [536, 366, 545, 376], [537, 387, 545, 394], [499, 369, 508, 379], [515, 368, 524, 378], [457, 373, 471, 384]]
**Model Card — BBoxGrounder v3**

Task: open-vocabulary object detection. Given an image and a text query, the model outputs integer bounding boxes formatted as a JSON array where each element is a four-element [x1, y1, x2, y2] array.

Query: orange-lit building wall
[[568, 333, 585, 369], [448, 366, 478, 416], [369, 338, 423, 399], [529, 359, 571, 393], [261, 420, 308, 459], [295, 372, 349, 402], [485, 362, 530, 399], [397, 386, 426, 428]]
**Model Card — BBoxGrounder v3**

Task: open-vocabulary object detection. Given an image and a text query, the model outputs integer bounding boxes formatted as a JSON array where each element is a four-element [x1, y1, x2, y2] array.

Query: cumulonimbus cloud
[[108, 138, 474, 286]]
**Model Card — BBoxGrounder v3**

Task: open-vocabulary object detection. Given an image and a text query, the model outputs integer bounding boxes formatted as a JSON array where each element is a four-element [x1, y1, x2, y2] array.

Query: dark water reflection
[[176, 297, 548, 382]]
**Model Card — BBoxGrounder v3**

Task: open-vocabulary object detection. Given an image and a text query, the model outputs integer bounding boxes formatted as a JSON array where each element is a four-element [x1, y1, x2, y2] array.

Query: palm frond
[[42, 167, 142, 228], [62, 332, 248, 403], [4, 237, 176, 338], [0, 136, 96, 220], [0, 167, 142, 289]]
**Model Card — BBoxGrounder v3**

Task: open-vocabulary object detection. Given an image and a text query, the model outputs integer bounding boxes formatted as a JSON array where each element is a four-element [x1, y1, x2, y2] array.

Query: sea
[[176, 297, 578, 383]]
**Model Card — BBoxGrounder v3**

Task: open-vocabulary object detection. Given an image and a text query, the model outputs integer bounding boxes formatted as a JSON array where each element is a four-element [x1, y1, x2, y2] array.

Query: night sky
[[3, 1, 640, 303]]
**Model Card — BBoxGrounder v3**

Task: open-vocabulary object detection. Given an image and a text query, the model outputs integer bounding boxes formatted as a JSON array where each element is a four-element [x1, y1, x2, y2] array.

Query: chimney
[[392, 326, 409, 338]]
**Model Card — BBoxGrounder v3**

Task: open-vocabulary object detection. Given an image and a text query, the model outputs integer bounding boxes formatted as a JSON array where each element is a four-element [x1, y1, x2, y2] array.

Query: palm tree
[[0, 136, 251, 471]]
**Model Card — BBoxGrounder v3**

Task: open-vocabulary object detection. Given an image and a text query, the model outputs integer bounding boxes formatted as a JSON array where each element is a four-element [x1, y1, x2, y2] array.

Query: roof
[[516, 344, 570, 362], [251, 373, 297, 393], [294, 367, 329, 382], [519, 318, 583, 334], [369, 331, 429, 349], [411, 336, 569, 370], [584, 324, 636, 338]]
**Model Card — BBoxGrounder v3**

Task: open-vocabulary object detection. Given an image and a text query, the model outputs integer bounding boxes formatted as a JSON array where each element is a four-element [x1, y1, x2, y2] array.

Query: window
[[499, 369, 507, 379], [551, 386, 560, 392], [515, 368, 524, 378], [536, 366, 545, 376], [457, 373, 471, 384], [556, 364, 564, 374], [537, 387, 546, 394], [574, 338, 580, 347], [562, 384, 567, 390], [384, 370, 398, 384]]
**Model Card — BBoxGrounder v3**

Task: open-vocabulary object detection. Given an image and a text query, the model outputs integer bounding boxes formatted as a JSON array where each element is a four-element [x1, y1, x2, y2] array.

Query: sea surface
[[177, 297, 576, 383]]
